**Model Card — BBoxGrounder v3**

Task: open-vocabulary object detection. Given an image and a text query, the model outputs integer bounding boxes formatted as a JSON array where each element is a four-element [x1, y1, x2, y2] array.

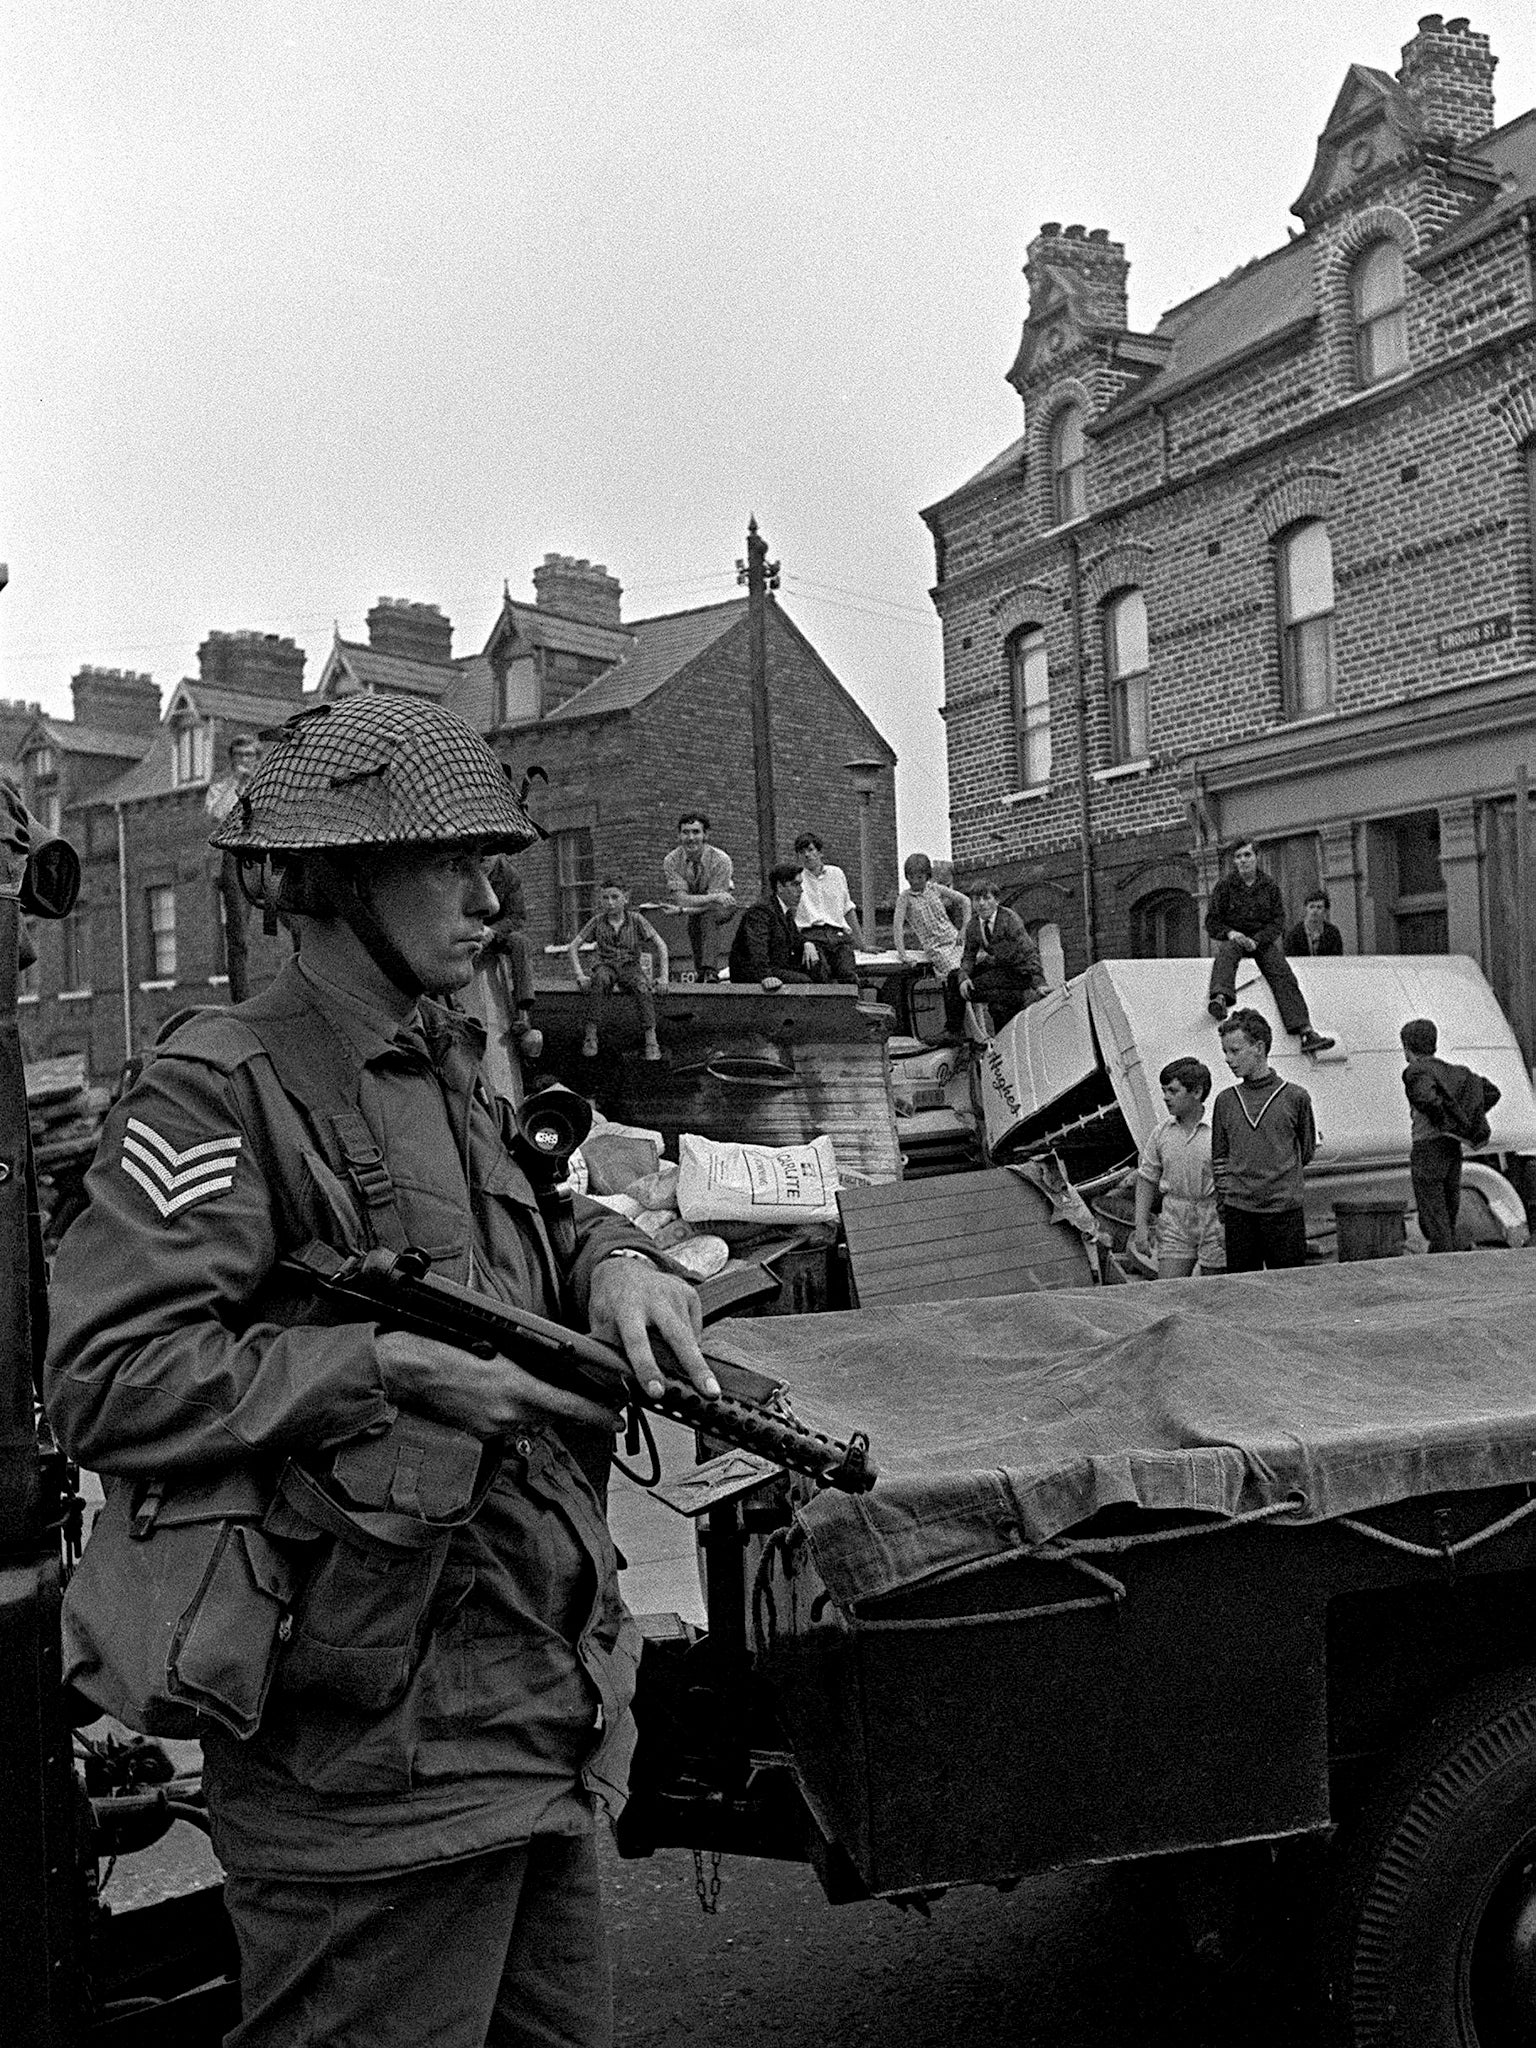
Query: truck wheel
[[1329, 1665, 1536, 2046]]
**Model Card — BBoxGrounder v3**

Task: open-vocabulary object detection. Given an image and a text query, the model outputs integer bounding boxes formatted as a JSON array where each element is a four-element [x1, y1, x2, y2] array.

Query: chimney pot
[[365, 599, 453, 667], [1419, 13, 1443, 30], [531, 554, 624, 629], [1040, 221, 1061, 238], [1064, 223, 1085, 238]]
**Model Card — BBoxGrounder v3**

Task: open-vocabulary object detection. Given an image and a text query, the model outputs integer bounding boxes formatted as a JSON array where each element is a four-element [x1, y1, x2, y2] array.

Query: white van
[[975, 955, 1536, 1248]]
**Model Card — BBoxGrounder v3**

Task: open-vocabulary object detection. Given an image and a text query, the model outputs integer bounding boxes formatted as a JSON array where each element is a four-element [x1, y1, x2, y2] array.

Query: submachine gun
[[281, 1239, 876, 1498]]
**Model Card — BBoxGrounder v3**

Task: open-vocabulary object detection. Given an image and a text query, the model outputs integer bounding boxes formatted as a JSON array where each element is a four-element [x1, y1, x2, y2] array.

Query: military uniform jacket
[[45, 958, 654, 1880]]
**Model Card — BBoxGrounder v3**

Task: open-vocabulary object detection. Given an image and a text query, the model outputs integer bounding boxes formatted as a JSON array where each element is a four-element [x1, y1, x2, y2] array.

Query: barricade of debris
[[25, 1053, 113, 1250]]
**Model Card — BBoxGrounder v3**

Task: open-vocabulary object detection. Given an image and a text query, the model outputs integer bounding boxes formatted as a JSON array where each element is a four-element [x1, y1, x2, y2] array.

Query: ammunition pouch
[[61, 1414, 494, 1740], [270, 1417, 492, 1714], [62, 1467, 298, 1741]]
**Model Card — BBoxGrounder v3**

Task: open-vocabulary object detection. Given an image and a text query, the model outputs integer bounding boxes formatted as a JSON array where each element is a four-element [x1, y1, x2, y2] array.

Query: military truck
[[9, 786, 1536, 2047]]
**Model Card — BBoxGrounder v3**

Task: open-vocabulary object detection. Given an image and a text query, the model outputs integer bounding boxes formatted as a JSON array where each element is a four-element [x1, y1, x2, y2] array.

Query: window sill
[[208, 974, 229, 986], [139, 978, 177, 992], [18, 992, 38, 1006], [1001, 786, 1051, 805], [57, 988, 93, 1003], [1274, 707, 1338, 733], [1092, 758, 1152, 785]]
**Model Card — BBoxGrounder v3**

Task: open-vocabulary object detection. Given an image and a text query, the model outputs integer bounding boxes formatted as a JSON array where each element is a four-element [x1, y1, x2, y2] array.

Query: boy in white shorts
[[1130, 1057, 1225, 1278]]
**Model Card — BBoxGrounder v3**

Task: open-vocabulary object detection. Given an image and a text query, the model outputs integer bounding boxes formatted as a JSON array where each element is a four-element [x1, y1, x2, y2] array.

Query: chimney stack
[[70, 667, 161, 735], [1025, 222, 1129, 332], [365, 599, 453, 667], [1398, 13, 1496, 147], [531, 555, 624, 628], [197, 631, 306, 700]]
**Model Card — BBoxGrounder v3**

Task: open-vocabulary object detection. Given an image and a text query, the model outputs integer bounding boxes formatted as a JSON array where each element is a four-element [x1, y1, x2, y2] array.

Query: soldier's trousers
[[223, 1830, 609, 2048]]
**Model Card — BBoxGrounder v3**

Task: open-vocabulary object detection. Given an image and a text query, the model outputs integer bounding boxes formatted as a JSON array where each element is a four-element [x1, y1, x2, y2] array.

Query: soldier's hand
[[588, 1256, 719, 1403], [375, 1330, 623, 1440]]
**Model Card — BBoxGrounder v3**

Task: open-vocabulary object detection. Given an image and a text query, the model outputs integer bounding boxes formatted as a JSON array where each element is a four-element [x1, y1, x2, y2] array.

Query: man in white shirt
[[791, 831, 863, 984]]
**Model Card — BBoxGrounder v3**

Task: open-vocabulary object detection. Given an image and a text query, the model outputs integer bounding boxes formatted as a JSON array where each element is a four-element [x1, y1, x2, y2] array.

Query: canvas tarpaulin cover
[[705, 1256, 1536, 1610]]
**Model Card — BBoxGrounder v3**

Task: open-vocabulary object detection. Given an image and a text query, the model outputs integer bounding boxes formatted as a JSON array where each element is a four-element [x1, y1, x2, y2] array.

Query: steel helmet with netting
[[209, 695, 538, 856]]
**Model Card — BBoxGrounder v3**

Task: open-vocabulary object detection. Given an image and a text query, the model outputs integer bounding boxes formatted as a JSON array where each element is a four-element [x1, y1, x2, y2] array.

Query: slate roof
[[326, 641, 455, 699], [82, 731, 182, 807], [491, 601, 634, 664], [30, 717, 153, 760], [539, 599, 749, 724], [165, 679, 310, 735]]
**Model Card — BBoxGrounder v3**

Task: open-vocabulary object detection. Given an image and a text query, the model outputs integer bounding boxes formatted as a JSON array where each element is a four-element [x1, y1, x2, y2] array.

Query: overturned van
[[973, 955, 1536, 1244]]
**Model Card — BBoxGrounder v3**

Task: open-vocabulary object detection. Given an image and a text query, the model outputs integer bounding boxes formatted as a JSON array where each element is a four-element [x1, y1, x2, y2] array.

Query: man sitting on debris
[[661, 813, 737, 982], [205, 731, 261, 1003], [957, 881, 1047, 1031], [729, 863, 823, 991], [893, 852, 970, 1041], [478, 853, 543, 1061], [1206, 840, 1334, 1054], [791, 831, 863, 985]]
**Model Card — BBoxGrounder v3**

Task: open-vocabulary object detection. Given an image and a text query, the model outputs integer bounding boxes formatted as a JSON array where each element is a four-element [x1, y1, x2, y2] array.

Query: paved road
[[607, 1835, 1321, 2046]]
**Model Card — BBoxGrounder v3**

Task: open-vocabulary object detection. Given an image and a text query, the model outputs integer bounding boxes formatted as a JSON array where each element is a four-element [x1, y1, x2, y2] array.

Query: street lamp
[[845, 757, 886, 951]]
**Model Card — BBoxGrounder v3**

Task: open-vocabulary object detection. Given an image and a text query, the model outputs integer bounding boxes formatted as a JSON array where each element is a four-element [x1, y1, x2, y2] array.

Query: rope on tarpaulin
[[1336, 1490, 1536, 1562], [832, 1496, 1311, 1632]]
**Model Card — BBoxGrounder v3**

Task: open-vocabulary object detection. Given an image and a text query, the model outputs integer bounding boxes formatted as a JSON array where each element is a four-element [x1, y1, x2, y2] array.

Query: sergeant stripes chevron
[[119, 1117, 243, 1218]]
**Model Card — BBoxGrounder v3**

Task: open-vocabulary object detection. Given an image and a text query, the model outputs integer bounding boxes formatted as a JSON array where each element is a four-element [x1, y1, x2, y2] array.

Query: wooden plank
[[839, 1168, 1093, 1306]]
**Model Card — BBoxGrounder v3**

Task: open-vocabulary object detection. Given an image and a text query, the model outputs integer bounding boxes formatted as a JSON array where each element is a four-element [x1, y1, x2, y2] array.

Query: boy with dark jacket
[[1400, 1016, 1500, 1252]]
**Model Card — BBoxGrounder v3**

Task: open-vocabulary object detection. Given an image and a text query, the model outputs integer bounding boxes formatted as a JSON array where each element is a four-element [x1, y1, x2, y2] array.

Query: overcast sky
[[3, 3, 1533, 855]]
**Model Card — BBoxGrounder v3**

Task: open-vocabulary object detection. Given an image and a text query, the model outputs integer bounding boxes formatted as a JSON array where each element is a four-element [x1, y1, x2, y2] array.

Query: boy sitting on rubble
[[569, 878, 668, 1061], [1130, 1057, 1224, 1279]]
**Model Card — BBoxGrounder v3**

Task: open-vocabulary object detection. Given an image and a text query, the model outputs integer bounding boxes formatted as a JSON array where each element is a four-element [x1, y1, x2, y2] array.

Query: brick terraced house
[[19, 636, 306, 1074], [922, 13, 1536, 1048]]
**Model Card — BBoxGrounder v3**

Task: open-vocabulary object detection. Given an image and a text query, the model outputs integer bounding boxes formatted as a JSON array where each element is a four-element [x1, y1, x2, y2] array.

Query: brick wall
[[20, 789, 293, 1075], [929, 28, 1536, 980]]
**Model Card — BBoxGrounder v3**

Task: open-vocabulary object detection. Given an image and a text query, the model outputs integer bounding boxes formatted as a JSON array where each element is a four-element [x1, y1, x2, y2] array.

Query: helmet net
[[209, 696, 538, 855]]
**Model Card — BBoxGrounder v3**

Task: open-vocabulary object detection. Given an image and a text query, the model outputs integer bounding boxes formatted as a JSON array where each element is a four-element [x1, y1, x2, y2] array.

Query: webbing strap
[[330, 1107, 411, 1252]]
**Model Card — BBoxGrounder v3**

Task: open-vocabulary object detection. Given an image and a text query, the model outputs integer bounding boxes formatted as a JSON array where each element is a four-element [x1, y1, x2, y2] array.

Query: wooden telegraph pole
[[737, 517, 780, 895]]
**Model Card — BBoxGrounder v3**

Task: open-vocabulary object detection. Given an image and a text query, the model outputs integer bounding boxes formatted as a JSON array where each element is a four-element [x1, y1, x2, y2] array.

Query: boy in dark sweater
[[1212, 1007, 1317, 1271], [1206, 841, 1333, 1054]]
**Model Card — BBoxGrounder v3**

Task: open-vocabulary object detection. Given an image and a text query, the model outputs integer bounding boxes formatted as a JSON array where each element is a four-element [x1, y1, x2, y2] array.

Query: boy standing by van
[[1131, 1058, 1224, 1278], [1212, 1007, 1317, 1271]]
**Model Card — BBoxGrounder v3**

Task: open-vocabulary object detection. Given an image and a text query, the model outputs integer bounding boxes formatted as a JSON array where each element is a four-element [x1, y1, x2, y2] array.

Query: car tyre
[[1328, 1663, 1536, 2046]]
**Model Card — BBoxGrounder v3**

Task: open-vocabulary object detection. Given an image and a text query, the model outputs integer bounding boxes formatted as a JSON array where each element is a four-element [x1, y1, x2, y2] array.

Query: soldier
[[45, 695, 718, 2048]]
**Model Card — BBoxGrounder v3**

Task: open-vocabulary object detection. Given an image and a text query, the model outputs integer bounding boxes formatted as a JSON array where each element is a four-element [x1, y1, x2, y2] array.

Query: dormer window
[[1352, 240, 1408, 385], [171, 719, 213, 787], [28, 743, 56, 780], [1050, 407, 1087, 524]]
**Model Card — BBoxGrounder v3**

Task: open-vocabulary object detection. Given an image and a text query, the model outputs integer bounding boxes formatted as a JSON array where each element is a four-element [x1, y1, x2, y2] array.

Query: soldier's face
[[368, 848, 500, 994]]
